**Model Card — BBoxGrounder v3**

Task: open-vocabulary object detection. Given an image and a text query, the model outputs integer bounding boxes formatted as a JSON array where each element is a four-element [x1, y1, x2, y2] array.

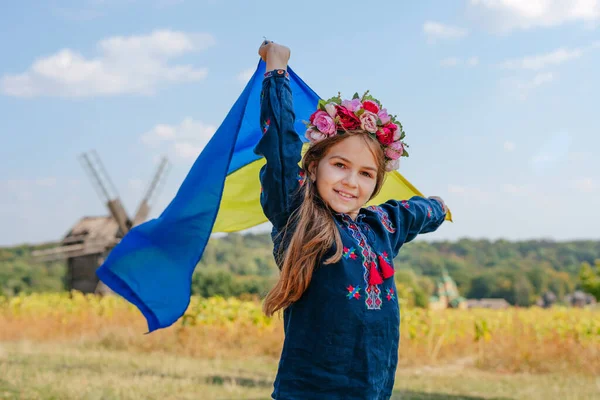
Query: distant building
[[564, 291, 597, 308], [33, 216, 120, 294], [429, 268, 467, 310]]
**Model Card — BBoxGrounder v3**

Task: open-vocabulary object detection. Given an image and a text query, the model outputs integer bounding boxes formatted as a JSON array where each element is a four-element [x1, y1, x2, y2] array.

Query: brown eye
[[361, 171, 373, 178], [334, 162, 345, 169]]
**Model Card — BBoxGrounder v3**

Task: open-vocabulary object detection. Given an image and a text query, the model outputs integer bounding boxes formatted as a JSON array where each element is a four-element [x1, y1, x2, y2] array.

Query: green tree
[[514, 276, 534, 306], [579, 260, 600, 300]]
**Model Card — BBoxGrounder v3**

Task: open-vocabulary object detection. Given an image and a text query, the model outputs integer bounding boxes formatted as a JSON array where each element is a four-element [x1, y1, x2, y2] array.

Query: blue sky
[[1, 0, 599, 246]]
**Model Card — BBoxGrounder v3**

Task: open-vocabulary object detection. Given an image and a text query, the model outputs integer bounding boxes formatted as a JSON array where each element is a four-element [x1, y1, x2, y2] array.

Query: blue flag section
[[96, 60, 321, 332]]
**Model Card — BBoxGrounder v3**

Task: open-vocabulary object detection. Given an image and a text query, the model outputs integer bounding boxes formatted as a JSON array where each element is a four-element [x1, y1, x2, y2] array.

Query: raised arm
[[372, 196, 447, 256], [254, 41, 304, 232]]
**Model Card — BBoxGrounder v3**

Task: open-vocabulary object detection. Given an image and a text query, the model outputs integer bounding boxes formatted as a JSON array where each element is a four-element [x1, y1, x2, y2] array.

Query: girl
[[256, 41, 448, 400]]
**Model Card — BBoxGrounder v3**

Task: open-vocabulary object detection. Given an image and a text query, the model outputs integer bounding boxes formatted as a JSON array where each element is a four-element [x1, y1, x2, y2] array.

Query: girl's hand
[[258, 40, 291, 71], [428, 196, 448, 214]]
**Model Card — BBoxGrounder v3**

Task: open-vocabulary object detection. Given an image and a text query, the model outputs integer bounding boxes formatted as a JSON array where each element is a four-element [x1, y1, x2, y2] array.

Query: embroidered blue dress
[[255, 70, 447, 400]]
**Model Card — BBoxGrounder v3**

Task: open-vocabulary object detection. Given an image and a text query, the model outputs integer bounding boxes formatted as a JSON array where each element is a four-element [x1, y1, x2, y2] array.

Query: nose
[[342, 171, 358, 188]]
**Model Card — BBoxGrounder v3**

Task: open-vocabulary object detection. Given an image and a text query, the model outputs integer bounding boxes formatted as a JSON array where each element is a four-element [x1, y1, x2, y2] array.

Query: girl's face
[[310, 135, 379, 219]]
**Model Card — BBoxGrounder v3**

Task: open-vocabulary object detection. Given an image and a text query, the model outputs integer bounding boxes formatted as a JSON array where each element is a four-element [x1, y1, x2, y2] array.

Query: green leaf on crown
[[317, 99, 327, 111], [326, 96, 341, 105]]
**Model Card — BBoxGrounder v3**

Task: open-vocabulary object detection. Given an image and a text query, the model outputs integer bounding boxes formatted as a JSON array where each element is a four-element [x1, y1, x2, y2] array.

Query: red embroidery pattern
[[427, 206, 432, 218], [341, 215, 382, 310], [401, 200, 410, 209], [346, 285, 361, 299], [366, 205, 396, 233], [343, 246, 357, 260], [262, 118, 271, 135], [366, 285, 382, 309], [386, 288, 395, 301]]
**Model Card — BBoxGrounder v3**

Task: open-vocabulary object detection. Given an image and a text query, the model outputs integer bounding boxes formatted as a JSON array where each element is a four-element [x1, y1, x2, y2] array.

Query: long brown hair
[[262, 131, 387, 316]]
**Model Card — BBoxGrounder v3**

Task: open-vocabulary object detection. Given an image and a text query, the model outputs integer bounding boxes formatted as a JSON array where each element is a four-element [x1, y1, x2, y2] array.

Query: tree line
[[1, 234, 599, 306]]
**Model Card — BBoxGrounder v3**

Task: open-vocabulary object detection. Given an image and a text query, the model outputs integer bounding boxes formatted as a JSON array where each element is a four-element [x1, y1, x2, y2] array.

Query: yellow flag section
[[213, 150, 452, 233]]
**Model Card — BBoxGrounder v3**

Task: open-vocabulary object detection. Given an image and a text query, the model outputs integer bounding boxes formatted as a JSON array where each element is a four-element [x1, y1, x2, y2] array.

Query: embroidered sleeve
[[372, 196, 446, 256], [253, 69, 304, 232]]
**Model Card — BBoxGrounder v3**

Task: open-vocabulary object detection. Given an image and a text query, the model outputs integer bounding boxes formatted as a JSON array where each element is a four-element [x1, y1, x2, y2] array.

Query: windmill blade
[[80, 151, 132, 234], [79, 152, 112, 204], [132, 156, 170, 226]]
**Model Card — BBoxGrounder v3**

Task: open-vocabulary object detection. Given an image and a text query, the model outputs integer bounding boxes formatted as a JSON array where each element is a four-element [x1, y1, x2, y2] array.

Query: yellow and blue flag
[[96, 60, 451, 332]]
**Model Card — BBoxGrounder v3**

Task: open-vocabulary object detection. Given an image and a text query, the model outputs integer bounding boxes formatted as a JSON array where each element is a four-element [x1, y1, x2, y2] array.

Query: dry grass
[[0, 293, 599, 378], [1, 341, 600, 400]]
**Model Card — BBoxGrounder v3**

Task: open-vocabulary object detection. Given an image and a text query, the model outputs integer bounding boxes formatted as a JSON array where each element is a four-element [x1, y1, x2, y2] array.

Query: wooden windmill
[[33, 151, 170, 294]]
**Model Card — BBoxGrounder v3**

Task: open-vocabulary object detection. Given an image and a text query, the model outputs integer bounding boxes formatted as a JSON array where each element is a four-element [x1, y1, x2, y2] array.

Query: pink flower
[[378, 108, 391, 125], [363, 100, 379, 114], [385, 158, 400, 172], [305, 128, 327, 143], [341, 98, 363, 112], [393, 126, 402, 141], [311, 110, 336, 135], [385, 140, 404, 160], [360, 111, 378, 133], [325, 103, 337, 118]]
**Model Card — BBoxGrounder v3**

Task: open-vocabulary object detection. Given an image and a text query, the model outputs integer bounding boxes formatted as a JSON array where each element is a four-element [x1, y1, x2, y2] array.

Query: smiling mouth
[[334, 189, 357, 200]]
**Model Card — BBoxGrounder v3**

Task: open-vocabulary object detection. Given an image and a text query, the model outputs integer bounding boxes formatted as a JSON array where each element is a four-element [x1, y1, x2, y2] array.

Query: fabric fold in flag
[[97, 59, 452, 333]]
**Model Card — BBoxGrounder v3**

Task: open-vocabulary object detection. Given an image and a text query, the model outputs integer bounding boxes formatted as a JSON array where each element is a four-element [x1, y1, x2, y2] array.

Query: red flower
[[363, 100, 380, 114], [335, 106, 361, 130], [376, 123, 398, 146]]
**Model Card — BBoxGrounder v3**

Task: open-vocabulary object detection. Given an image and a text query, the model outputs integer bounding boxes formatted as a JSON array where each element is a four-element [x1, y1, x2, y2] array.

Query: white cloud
[[469, 0, 600, 32], [237, 68, 254, 83], [516, 72, 555, 99], [504, 141, 516, 151], [1, 30, 215, 98], [141, 117, 217, 160], [423, 21, 468, 42], [500, 47, 584, 70], [529, 72, 554, 87]]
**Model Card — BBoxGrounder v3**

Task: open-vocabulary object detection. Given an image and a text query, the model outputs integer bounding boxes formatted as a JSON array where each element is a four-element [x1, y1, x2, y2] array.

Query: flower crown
[[304, 91, 408, 172]]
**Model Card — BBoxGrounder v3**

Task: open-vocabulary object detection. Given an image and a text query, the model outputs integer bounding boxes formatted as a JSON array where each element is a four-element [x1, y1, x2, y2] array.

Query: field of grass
[[1, 342, 599, 400], [1, 293, 599, 399]]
